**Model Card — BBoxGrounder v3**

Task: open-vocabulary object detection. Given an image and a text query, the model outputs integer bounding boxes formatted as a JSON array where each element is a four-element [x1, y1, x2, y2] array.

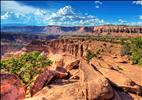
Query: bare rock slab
[[0, 73, 26, 100]]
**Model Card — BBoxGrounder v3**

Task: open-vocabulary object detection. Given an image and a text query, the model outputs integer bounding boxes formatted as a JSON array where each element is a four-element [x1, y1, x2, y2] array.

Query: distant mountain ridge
[[1, 25, 142, 34]]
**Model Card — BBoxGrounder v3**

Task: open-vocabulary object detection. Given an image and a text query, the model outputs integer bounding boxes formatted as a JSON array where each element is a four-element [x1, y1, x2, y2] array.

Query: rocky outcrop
[[79, 60, 114, 99], [92, 63, 142, 94], [66, 60, 80, 71], [8, 52, 140, 100], [25, 82, 83, 100], [25, 38, 122, 60], [25, 59, 114, 100], [31, 69, 56, 96], [1, 36, 142, 100], [91, 59, 142, 95], [0, 74, 26, 100], [31, 69, 69, 96], [93, 25, 142, 34]]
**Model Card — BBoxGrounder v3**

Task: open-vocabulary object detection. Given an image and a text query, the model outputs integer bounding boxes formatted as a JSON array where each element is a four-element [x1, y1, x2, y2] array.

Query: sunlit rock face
[[93, 25, 142, 34], [25, 38, 122, 59], [0, 74, 26, 100]]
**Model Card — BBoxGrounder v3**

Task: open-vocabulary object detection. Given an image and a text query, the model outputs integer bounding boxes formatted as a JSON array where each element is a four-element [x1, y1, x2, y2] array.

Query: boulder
[[66, 60, 80, 71], [31, 69, 69, 96], [31, 69, 56, 96], [0, 73, 26, 100]]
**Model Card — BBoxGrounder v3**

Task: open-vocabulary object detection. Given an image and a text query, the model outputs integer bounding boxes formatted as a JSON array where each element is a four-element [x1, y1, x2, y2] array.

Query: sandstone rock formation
[[66, 60, 80, 71], [91, 63, 142, 95], [79, 60, 114, 99], [31, 69, 56, 96], [0, 74, 26, 100], [25, 82, 82, 100], [25, 38, 122, 60], [31, 69, 69, 96], [1, 37, 142, 100], [24, 52, 142, 100], [93, 25, 142, 34]]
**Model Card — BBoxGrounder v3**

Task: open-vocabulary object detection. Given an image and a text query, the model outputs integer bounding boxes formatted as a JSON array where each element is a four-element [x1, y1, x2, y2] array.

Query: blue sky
[[1, 1, 142, 26]]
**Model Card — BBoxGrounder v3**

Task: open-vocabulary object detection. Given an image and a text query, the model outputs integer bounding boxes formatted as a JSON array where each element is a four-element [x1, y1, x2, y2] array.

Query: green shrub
[[130, 38, 142, 65], [138, 58, 142, 66], [120, 37, 142, 66], [0, 51, 52, 84], [131, 51, 140, 64], [85, 50, 96, 63]]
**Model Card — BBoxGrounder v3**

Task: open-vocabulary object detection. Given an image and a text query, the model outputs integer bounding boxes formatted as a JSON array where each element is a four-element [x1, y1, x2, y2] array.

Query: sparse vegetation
[[62, 35, 129, 44], [85, 50, 97, 63], [120, 37, 142, 66], [0, 51, 52, 84]]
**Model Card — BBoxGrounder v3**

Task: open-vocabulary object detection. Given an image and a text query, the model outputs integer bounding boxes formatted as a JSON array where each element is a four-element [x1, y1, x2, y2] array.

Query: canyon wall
[[1, 25, 142, 34], [1, 32, 59, 55], [25, 38, 121, 57], [92, 25, 142, 34], [2, 24, 142, 56]]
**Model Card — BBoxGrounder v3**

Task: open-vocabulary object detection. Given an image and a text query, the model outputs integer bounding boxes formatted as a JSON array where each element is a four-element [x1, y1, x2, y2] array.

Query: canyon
[[1, 36, 142, 100], [1, 25, 142, 100], [1, 32, 59, 55], [1, 25, 142, 56]]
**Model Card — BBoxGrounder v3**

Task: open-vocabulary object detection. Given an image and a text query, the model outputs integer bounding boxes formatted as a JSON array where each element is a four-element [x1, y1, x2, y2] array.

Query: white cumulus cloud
[[1, 1, 50, 25], [133, 1, 142, 5], [1, 12, 9, 20], [57, 6, 75, 15], [1, 1, 141, 26], [1, 1, 48, 14], [45, 5, 106, 26]]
